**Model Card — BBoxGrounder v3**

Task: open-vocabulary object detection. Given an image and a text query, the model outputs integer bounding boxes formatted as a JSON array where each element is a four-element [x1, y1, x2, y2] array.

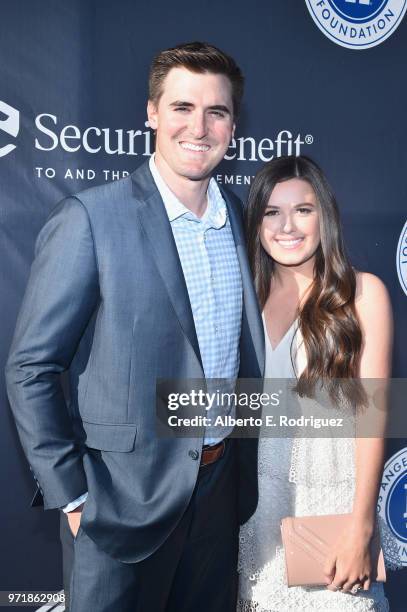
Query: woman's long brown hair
[[246, 155, 366, 408]]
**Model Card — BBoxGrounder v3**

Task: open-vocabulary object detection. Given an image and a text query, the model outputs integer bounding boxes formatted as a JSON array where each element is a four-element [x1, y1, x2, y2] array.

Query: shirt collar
[[149, 154, 227, 228]]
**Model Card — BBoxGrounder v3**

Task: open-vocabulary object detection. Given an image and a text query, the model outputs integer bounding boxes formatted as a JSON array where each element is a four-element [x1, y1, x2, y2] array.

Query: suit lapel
[[221, 190, 265, 377], [131, 163, 203, 371], [130, 161, 264, 378]]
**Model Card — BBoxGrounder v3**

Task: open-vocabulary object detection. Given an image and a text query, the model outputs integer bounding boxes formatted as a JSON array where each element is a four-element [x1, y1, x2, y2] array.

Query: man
[[6, 42, 264, 612]]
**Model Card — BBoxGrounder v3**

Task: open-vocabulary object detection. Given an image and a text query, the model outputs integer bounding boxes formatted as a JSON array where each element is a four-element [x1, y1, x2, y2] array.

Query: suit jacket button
[[188, 449, 199, 461]]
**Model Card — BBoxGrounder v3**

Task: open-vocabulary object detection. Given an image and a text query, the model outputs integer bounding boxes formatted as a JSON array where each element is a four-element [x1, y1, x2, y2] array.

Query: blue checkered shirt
[[150, 156, 243, 445]]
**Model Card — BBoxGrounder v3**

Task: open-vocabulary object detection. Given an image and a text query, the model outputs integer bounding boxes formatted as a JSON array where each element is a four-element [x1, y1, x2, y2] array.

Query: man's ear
[[147, 100, 158, 130], [232, 122, 236, 139]]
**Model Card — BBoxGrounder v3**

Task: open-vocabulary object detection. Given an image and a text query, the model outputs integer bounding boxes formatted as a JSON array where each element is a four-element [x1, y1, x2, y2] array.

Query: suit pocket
[[82, 420, 137, 452]]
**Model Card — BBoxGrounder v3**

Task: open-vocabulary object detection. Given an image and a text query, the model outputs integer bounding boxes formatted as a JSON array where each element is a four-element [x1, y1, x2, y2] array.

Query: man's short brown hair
[[148, 41, 244, 117]]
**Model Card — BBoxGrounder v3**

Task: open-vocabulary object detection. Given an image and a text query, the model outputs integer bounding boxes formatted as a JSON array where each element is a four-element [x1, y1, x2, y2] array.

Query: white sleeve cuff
[[62, 492, 88, 513]]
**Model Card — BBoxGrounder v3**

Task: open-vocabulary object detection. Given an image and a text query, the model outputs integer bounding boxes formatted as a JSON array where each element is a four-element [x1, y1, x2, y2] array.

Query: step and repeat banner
[[1, 1, 406, 610]]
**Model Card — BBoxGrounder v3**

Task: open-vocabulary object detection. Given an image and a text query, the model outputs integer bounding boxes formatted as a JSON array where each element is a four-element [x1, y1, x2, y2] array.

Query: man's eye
[[174, 107, 189, 112], [210, 110, 225, 117]]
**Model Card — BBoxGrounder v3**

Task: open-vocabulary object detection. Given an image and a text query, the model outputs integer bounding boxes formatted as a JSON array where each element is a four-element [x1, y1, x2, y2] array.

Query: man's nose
[[189, 111, 207, 139]]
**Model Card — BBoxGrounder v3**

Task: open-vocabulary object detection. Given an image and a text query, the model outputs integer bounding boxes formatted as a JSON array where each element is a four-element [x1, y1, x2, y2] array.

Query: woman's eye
[[264, 210, 279, 217], [297, 207, 312, 214]]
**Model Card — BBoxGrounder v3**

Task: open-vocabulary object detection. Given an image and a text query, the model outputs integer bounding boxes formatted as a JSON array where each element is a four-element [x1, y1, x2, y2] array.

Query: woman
[[237, 156, 393, 611]]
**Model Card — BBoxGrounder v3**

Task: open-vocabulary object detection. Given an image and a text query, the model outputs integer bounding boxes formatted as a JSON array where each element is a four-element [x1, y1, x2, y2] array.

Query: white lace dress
[[237, 318, 391, 612]]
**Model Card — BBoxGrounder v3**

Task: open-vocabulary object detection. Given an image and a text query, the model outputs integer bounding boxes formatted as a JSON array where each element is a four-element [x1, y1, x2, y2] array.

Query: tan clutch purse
[[280, 514, 386, 587]]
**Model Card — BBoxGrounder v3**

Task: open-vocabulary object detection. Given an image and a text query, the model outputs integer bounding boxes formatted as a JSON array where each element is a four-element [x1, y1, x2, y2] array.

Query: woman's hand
[[323, 525, 373, 594]]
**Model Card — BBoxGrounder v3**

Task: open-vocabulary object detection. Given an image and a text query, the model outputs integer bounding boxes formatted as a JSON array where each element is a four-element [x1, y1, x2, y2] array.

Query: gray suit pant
[[60, 439, 239, 612]]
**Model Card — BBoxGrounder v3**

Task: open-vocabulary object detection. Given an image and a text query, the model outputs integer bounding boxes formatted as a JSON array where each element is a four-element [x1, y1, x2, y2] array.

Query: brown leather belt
[[200, 440, 226, 467]]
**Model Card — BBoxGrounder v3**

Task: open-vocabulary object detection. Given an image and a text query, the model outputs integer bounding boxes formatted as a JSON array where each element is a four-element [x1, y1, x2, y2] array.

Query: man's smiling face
[[147, 67, 235, 183]]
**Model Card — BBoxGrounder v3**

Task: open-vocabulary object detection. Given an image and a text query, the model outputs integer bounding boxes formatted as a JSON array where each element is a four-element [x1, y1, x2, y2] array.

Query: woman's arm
[[324, 272, 393, 593], [352, 272, 393, 529]]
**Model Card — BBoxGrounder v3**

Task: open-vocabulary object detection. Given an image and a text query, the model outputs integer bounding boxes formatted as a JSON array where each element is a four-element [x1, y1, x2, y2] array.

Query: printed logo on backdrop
[[378, 447, 407, 566], [305, 0, 407, 49], [0, 101, 314, 185], [397, 220, 407, 296], [0, 100, 20, 157]]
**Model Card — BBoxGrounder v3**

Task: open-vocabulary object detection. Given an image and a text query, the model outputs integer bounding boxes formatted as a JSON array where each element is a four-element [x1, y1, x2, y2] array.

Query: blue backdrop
[[1, 1, 406, 609]]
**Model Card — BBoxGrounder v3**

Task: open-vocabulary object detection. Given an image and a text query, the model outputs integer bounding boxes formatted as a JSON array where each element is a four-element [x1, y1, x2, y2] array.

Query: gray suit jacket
[[6, 161, 264, 562]]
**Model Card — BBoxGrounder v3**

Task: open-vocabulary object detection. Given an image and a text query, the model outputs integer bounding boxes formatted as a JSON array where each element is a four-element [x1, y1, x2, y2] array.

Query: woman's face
[[259, 178, 321, 268]]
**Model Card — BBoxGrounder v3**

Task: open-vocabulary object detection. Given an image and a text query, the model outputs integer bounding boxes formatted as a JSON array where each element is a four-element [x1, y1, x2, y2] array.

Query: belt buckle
[[200, 439, 226, 468]]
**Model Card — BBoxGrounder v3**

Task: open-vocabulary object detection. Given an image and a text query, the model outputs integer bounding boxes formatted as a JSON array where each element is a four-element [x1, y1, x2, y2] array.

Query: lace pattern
[[238, 436, 391, 611], [238, 319, 399, 611], [238, 543, 390, 611]]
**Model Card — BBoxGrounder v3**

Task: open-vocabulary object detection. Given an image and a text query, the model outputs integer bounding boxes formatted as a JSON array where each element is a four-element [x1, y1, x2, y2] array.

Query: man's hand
[[67, 504, 84, 538]]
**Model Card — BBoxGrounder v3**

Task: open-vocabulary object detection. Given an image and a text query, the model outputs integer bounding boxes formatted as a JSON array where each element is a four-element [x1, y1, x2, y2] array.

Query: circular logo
[[329, 0, 389, 22], [397, 220, 407, 296], [378, 447, 407, 566], [305, 0, 407, 49]]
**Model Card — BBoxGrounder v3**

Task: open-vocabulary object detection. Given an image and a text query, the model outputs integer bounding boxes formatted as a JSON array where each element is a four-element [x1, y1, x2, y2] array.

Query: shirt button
[[188, 449, 200, 461], [214, 325, 218, 333]]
